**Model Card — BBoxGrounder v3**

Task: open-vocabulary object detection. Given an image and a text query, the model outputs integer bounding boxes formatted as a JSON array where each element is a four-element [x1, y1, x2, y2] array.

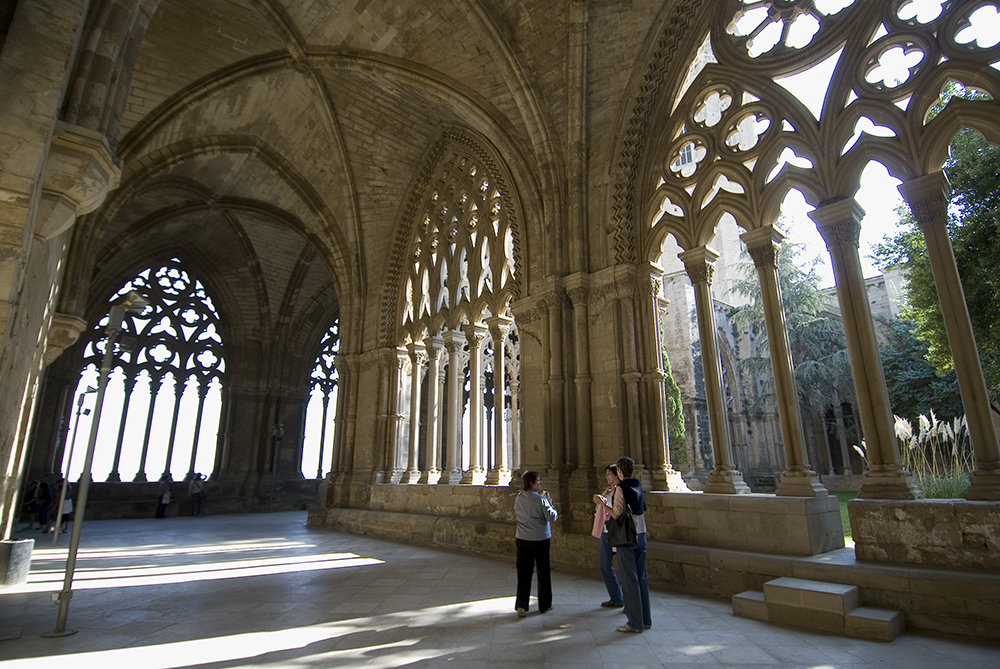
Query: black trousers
[[515, 538, 552, 611]]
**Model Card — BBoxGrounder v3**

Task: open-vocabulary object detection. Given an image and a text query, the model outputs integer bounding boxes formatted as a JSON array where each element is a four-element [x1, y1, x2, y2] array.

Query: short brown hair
[[522, 471, 540, 490]]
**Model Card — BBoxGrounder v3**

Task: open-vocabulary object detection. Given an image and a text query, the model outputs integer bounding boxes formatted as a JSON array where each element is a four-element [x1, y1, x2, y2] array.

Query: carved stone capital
[[678, 246, 719, 286], [898, 171, 951, 230], [486, 315, 512, 342], [408, 342, 427, 367], [740, 226, 785, 269], [808, 198, 864, 251], [442, 329, 464, 354], [424, 335, 444, 361], [463, 323, 489, 349], [564, 272, 590, 307]]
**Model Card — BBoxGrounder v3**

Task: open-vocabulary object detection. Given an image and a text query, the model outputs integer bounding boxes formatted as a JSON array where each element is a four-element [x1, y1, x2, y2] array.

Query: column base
[[776, 470, 828, 497], [132, 472, 147, 482], [389, 469, 405, 484], [703, 468, 751, 494], [648, 467, 690, 492], [440, 468, 463, 485], [857, 467, 920, 500], [484, 468, 511, 486], [460, 467, 486, 485], [403, 468, 422, 484], [965, 467, 1000, 501], [420, 469, 442, 485], [105, 472, 121, 482]]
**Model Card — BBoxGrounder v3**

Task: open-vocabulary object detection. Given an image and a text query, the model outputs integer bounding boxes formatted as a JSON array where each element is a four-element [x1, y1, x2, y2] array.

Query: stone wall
[[850, 499, 1000, 571]]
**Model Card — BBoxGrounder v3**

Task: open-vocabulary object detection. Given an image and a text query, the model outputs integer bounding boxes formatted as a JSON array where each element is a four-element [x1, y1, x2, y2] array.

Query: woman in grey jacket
[[513, 470, 558, 617]]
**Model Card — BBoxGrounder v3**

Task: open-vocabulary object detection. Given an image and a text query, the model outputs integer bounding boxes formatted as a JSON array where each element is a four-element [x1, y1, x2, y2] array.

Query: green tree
[[729, 231, 854, 423], [873, 85, 1000, 407], [661, 346, 687, 466], [877, 316, 963, 424]]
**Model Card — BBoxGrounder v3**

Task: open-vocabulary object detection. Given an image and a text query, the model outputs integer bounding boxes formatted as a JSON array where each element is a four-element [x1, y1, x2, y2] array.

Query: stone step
[[763, 577, 859, 613], [732, 578, 903, 642], [732, 590, 767, 621], [846, 605, 905, 642]]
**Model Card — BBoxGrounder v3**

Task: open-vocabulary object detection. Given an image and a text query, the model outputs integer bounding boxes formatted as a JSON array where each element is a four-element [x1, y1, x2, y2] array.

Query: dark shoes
[[539, 606, 552, 613], [617, 625, 642, 633], [516, 607, 527, 618], [601, 600, 624, 607]]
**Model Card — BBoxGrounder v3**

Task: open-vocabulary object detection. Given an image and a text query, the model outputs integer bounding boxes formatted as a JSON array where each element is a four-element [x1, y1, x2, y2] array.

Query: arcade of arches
[[2, 0, 1000, 640]]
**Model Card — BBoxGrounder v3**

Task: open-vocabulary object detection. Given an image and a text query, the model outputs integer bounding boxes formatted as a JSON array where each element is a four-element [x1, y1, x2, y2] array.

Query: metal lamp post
[[51, 387, 97, 546], [46, 291, 148, 637]]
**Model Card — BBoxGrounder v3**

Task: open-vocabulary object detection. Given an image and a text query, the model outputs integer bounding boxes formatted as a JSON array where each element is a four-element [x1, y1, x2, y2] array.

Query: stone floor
[[1, 511, 999, 668]]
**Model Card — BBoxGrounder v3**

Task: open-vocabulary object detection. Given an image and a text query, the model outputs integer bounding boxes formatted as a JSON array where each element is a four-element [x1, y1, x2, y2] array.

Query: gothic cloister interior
[[1, 0, 999, 646]]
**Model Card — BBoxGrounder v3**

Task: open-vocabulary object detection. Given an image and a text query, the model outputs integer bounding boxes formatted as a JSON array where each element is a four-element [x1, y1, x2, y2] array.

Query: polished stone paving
[[1, 511, 999, 668]]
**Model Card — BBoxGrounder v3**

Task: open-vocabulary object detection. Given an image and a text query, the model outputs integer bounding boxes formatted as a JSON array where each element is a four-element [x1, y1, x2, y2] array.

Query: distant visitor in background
[[593, 463, 623, 608], [155, 474, 171, 519], [189, 473, 206, 516], [22, 480, 39, 530], [35, 481, 53, 533], [513, 470, 558, 618], [57, 480, 75, 534]]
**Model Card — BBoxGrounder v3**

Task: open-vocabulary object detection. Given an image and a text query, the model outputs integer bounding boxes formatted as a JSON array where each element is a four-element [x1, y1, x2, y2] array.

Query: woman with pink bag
[[592, 464, 623, 608]]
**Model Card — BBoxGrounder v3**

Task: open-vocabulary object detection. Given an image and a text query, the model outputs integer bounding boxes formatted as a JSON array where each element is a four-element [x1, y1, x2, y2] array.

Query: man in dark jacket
[[613, 456, 650, 632]]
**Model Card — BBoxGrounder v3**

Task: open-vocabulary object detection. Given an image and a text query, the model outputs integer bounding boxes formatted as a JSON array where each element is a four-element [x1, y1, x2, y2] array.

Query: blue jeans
[[599, 534, 623, 604], [617, 533, 651, 630]]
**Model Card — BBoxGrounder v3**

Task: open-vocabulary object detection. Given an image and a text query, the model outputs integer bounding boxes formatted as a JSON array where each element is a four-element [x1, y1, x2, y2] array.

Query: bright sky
[[780, 162, 905, 288]]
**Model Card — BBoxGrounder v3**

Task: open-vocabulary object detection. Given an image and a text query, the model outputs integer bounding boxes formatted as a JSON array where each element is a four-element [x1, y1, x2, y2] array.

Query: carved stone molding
[[588, 264, 639, 323], [43, 312, 88, 366], [36, 123, 121, 241]]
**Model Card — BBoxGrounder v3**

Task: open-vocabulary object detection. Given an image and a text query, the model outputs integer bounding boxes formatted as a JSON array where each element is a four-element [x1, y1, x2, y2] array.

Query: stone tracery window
[[65, 257, 225, 483], [302, 320, 339, 479], [393, 141, 521, 486]]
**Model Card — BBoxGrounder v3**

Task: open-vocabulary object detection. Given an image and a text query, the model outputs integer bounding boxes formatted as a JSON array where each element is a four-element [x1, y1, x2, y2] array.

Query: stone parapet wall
[[849, 499, 1000, 571], [321, 486, 845, 556], [644, 492, 844, 556], [367, 483, 518, 523]]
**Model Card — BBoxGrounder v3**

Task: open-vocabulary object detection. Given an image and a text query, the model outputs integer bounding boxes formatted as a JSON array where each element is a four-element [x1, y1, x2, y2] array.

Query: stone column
[[510, 371, 521, 472], [442, 330, 464, 484], [679, 247, 750, 494], [422, 336, 444, 484], [185, 381, 210, 480], [389, 349, 409, 484], [809, 198, 918, 499], [461, 323, 488, 484], [620, 291, 644, 472], [107, 373, 137, 481], [404, 342, 426, 484], [485, 316, 512, 485], [640, 264, 689, 491], [899, 172, 1000, 500], [741, 226, 827, 497], [544, 291, 566, 473], [565, 275, 595, 489]]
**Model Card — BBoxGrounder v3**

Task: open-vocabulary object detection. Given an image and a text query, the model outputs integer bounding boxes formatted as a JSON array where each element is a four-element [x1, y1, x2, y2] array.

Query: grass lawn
[[834, 491, 858, 543]]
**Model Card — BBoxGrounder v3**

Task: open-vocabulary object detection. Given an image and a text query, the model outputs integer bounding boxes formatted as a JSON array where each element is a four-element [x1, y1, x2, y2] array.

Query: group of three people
[[513, 456, 651, 633]]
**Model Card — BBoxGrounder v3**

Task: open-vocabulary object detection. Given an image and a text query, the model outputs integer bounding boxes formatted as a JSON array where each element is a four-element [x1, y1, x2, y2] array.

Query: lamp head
[[118, 291, 150, 315]]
